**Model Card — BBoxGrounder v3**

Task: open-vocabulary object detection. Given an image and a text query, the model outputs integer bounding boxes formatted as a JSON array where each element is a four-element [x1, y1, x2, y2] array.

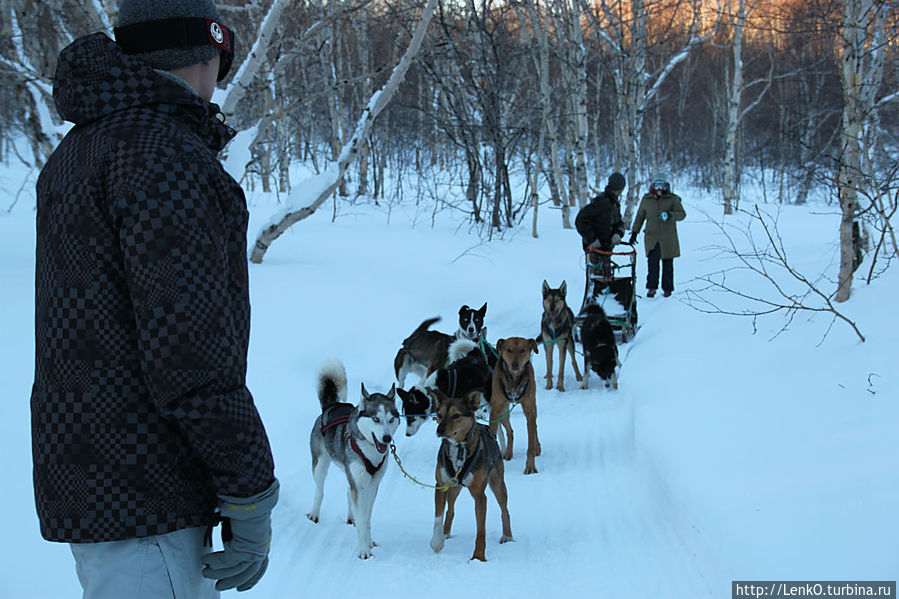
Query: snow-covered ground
[[2, 156, 896, 598]]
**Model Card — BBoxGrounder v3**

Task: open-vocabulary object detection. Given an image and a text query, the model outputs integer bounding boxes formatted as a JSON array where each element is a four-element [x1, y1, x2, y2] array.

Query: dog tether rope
[[389, 443, 455, 491]]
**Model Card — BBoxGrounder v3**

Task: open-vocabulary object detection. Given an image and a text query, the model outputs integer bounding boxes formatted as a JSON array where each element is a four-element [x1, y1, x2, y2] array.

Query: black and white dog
[[579, 304, 620, 389], [394, 305, 493, 387], [397, 338, 492, 436], [458, 303, 487, 341], [307, 361, 400, 559]]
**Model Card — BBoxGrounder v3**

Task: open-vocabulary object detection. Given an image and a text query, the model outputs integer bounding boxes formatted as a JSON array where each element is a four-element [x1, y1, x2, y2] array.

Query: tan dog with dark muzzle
[[489, 337, 541, 474], [431, 391, 513, 561]]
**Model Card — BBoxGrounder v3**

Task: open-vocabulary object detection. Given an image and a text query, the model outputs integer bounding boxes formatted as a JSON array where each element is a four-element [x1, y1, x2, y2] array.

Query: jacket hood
[[53, 33, 234, 150]]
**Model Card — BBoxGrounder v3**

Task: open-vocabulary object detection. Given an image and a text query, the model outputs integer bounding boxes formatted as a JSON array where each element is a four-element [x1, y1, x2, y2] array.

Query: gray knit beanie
[[116, 0, 221, 70]]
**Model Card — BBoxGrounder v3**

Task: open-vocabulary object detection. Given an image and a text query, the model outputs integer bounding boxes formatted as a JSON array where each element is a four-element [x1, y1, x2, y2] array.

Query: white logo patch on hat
[[210, 22, 224, 44]]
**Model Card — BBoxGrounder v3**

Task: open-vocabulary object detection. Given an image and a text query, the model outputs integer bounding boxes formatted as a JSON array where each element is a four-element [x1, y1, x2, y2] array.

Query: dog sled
[[574, 246, 639, 343]]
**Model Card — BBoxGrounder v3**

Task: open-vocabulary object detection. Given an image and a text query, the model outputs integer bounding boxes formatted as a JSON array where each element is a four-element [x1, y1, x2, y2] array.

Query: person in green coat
[[628, 174, 686, 297]]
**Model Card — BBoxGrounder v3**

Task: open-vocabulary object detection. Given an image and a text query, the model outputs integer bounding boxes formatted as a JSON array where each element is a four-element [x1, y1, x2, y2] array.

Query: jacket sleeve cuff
[[219, 478, 280, 520]]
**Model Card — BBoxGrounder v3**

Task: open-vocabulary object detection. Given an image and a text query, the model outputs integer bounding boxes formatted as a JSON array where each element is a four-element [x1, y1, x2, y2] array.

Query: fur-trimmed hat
[[116, 0, 221, 71]]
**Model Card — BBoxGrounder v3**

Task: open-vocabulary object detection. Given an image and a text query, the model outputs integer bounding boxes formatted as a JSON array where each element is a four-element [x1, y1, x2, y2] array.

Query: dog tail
[[407, 317, 441, 341], [317, 360, 348, 410]]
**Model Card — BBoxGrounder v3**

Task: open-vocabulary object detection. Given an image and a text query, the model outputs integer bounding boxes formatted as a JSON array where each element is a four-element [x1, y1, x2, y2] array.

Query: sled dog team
[[306, 286, 620, 561]]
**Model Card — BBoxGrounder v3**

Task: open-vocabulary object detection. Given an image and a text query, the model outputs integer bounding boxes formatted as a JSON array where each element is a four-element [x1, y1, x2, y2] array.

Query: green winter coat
[[631, 192, 686, 259]]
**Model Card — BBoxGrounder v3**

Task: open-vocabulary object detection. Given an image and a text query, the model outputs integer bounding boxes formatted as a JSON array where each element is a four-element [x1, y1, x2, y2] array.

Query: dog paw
[[524, 463, 538, 475], [346, 517, 355, 525], [580, 381, 588, 390], [306, 512, 319, 523], [502, 451, 513, 461], [499, 534, 514, 544], [357, 548, 373, 560], [430, 535, 445, 553], [470, 552, 487, 562], [555, 382, 565, 392], [575, 373, 583, 381], [544, 379, 553, 390]]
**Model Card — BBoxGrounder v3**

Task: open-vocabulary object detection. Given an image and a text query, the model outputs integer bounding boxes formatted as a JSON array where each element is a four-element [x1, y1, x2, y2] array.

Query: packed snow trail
[[263, 381, 717, 598]]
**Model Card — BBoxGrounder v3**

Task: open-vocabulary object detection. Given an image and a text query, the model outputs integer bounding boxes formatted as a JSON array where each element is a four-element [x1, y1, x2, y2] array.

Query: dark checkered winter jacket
[[32, 33, 275, 543]]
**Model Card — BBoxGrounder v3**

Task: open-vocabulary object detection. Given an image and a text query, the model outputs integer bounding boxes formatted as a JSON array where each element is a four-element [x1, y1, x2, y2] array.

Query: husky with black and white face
[[307, 361, 399, 559]]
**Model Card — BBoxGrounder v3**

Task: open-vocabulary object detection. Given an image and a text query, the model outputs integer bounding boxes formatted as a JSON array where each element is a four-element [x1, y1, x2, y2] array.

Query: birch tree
[[565, 0, 591, 209], [720, 0, 773, 215], [836, 0, 888, 302], [250, 0, 439, 263], [584, 0, 715, 222]]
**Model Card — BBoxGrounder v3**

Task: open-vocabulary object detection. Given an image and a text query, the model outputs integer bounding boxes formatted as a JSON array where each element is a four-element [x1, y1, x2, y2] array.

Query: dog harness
[[350, 436, 387, 476], [542, 315, 572, 344], [439, 427, 484, 486], [320, 403, 355, 435], [442, 367, 460, 398], [501, 376, 529, 404]]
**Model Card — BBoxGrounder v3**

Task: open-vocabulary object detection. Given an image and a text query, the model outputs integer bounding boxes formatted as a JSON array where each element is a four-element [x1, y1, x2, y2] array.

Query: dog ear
[[459, 305, 470, 315], [530, 338, 540, 354], [429, 387, 450, 409], [542, 280, 549, 296], [361, 382, 370, 400], [496, 338, 505, 352], [465, 390, 484, 415], [477, 302, 487, 315], [560, 280, 567, 297], [395, 387, 409, 401], [386, 383, 396, 400]]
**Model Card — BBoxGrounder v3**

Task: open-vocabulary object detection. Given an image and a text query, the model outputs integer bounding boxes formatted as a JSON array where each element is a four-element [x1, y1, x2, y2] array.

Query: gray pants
[[70, 527, 219, 599]]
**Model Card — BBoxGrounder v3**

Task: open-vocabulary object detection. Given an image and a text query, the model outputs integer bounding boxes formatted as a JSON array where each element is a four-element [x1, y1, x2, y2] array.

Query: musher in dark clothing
[[575, 172, 627, 278]]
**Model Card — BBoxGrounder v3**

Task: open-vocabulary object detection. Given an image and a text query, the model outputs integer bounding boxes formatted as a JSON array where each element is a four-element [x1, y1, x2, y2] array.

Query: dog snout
[[382, 434, 392, 444], [436, 423, 445, 436], [511, 361, 520, 370]]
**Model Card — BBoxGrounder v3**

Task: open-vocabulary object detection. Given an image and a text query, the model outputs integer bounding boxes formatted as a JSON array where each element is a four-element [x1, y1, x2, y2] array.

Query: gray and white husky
[[306, 360, 400, 559]]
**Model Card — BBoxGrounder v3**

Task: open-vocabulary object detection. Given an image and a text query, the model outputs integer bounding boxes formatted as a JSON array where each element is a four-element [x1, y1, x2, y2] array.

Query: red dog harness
[[350, 437, 386, 475]]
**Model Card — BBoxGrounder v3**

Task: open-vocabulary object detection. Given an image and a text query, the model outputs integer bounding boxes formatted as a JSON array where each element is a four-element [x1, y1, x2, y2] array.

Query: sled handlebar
[[587, 246, 637, 257]]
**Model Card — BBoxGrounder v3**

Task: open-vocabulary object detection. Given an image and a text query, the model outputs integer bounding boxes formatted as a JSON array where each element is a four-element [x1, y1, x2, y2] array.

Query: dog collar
[[350, 436, 386, 476]]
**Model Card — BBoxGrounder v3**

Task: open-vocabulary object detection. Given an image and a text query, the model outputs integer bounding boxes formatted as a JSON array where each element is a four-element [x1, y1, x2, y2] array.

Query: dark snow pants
[[646, 243, 674, 292]]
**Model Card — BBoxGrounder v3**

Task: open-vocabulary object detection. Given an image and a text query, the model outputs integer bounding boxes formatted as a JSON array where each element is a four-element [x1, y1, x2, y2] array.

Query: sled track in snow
[[267, 380, 717, 598]]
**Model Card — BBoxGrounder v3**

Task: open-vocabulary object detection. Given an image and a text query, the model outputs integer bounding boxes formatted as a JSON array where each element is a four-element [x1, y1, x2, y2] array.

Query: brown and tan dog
[[430, 390, 513, 562], [489, 337, 541, 474]]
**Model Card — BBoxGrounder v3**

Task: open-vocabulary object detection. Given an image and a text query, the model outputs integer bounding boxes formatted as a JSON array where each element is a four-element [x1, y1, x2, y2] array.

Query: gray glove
[[588, 239, 603, 250], [202, 479, 279, 592], [658, 210, 671, 223], [611, 233, 621, 246]]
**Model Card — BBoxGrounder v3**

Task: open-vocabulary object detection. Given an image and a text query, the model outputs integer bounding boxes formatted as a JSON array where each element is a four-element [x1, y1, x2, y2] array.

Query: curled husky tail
[[317, 360, 348, 410], [407, 317, 441, 342]]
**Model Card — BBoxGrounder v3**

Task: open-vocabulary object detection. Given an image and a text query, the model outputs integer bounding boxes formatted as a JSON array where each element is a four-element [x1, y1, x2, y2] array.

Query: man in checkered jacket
[[32, 1, 277, 596]]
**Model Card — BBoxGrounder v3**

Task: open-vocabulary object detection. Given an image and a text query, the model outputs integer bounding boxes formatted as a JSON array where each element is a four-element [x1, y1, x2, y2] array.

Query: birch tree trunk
[[588, 0, 712, 224], [218, 0, 290, 118], [250, 0, 438, 264], [619, 0, 647, 224], [721, 0, 772, 216], [568, 0, 590, 209], [836, 0, 885, 302], [523, 0, 551, 237], [721, 0, 747, 216]]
